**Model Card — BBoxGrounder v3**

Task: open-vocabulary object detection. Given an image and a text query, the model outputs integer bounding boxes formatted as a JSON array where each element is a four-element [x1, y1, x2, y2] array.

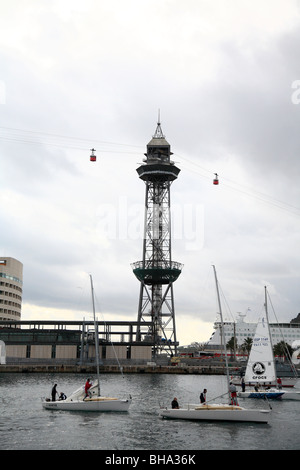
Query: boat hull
[[238, 389, 300, 400], [232, 377, 299, 388], [238, 390, 284, 399], [42, 397, 131, 412], [159, 404, 270, 423]]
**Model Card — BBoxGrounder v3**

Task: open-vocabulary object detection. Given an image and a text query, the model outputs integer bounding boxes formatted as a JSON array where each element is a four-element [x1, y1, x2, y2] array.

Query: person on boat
[[229, 382, 238, 405], [277, 377, 282, 389], [84, 378, 92, 399], [59, 392, 67, 400], [241, 377, 246, 392], [200, 389, 207, 403], [171, 397, 179, 409], [51, 384, 58, 402]]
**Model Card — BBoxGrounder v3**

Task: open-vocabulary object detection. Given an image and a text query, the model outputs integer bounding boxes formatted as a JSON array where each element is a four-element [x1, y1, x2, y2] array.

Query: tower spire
[[153, 109, 165, 139]]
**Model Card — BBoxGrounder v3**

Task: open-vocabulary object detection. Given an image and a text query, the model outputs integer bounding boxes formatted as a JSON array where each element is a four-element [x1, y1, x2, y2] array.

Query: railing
[[131, 260, 183, 270]]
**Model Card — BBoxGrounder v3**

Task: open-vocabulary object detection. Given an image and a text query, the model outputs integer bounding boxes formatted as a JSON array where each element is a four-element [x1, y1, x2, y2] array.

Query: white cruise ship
[[207, 312, 300, 349]]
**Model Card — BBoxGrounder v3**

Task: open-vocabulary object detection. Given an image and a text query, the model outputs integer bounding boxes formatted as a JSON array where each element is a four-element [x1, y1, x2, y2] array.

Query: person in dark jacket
[[200, 388, 207, 403], [51, 384, 58, 402], [171, 397, 179, 409]]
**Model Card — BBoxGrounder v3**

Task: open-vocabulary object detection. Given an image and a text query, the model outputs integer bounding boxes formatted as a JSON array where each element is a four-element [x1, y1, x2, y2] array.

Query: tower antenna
[[153, 110, 165, 139]]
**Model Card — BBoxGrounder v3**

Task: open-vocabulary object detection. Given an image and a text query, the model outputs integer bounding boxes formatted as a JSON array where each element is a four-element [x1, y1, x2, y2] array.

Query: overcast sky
[[1, 0, 300, 345]]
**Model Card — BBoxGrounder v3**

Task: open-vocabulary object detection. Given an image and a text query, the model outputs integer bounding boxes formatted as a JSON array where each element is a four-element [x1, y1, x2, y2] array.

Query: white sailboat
[[238, 287, 300, 401], [159, 267, 271, 423], [42, 275, 132, 412]]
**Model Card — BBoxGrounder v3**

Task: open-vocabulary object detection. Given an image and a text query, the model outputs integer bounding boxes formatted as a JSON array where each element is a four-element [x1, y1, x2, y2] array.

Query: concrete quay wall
[[0, 363, 229, 375]]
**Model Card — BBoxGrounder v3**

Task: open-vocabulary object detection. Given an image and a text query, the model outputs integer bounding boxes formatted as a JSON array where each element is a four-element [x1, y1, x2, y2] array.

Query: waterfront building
[[0, 257, 23, 321], [207, 312, 300, 349], [0, 320, 155, 364]]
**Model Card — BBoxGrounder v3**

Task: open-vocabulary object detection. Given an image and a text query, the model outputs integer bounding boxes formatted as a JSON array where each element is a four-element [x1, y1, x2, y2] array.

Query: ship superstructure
[[207, 313, 300, 348]]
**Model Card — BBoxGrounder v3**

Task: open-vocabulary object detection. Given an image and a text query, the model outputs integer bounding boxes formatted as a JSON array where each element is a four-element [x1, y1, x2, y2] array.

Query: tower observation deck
[[131, 120, 183, 357]]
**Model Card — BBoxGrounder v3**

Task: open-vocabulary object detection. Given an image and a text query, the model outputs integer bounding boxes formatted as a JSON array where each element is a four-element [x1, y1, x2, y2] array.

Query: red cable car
[[213, 173, 219, 185], [90, 148, 96, 162]]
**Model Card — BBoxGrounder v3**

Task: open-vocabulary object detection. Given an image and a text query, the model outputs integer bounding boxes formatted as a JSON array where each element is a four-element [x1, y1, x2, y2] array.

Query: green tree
[[241, 337, 253, 354], [226, 336, 236, 354], [273, 341, 293, 360]]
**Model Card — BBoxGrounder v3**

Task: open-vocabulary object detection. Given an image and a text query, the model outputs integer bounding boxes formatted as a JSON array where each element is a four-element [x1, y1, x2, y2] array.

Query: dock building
[[0, 320, 155, 365]]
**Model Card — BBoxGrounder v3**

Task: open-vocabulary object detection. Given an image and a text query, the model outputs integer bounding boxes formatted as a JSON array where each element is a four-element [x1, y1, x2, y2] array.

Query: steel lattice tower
[[131, 120, 183, 357]]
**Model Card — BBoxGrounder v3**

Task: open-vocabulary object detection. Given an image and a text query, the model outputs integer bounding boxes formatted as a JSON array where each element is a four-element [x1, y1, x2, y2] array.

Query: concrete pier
[[0, 363, 229, 375]]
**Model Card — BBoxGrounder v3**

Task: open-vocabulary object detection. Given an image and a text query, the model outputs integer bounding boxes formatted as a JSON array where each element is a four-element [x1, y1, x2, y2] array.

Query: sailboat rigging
[[159, 266, 271, 422], [42, 274, 132, 412], [90, 274, 100, 397]]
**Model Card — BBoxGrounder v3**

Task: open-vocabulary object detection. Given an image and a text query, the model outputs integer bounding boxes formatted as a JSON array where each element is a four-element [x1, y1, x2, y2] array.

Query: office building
[[0, 257, 23, 321]]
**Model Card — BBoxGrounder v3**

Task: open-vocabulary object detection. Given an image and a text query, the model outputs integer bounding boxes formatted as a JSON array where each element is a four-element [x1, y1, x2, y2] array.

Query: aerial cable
[[0, 126, 143, 149], [175, 153, 300, 218], [0, 134, 141, 154], [1, 126, 299, 218]]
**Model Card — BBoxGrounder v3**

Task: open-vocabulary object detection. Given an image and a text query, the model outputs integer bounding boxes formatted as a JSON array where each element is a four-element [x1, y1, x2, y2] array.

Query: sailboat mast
[[264, 286, 269, 324], [89, 274, 101, 397], [212, 266, 231, 401], [264, 285, 277, 382]]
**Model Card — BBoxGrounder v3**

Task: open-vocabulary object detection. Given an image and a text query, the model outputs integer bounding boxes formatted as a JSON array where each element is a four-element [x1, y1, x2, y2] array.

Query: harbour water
[[0, 372, 299, 451]]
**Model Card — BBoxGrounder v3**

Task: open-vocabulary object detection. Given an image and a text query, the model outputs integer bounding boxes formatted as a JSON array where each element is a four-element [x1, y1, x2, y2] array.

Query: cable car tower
[[131, 119, 183, 357]]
